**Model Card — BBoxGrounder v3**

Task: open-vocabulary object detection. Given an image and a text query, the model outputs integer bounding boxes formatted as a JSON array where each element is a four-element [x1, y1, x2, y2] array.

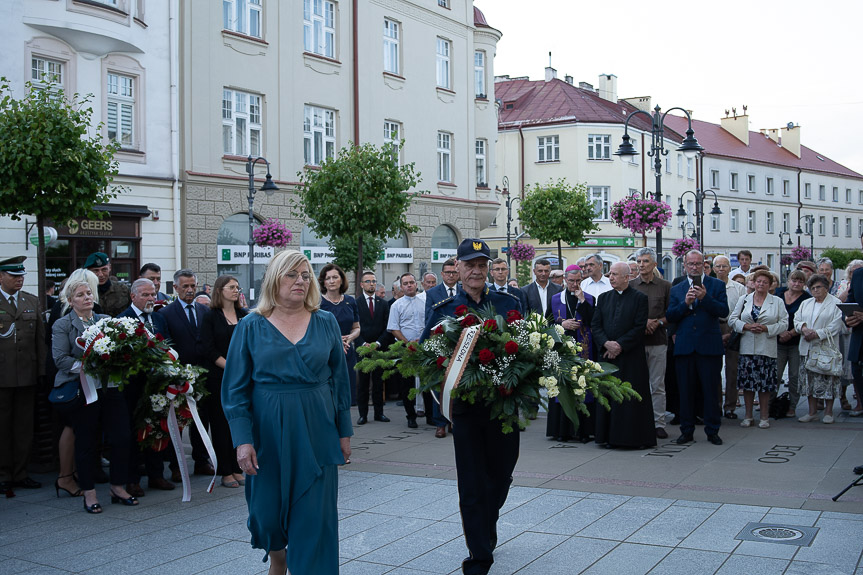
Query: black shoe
[[675, 434, 694, 445], [374, 414, 390, 422], [83, 497, 102, 514], [707, 434, 723, 446], [854, 465, 863, 475], [194, 462, 215, 476], [407, 418, 418, 429], [110, 489, 139, 506], [669, 416, 680, 425], [357, 416, 368, 425], [655, 428, 668, 439], [13, 477, 41, 489]]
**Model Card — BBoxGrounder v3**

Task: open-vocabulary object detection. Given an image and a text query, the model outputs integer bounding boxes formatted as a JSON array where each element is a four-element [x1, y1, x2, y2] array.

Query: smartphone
[[689, 274, 702, 288]]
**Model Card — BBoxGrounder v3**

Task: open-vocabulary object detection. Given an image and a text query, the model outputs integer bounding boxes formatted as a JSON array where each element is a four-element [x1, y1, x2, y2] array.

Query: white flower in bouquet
[[542, 350, 560, 370], [554, 324, 565, 336], [528, 332, 542, 349], [544, 334, 555, 349], [539, 376, 560, 398], [92, 337, 115, 355]]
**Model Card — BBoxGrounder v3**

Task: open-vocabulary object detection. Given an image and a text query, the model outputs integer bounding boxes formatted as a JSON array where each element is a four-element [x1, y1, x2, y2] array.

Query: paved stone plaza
[[1, 407, 862, 574]]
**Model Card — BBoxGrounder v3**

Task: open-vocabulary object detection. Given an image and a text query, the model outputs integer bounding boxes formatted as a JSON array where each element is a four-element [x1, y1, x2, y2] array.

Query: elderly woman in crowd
[[774, 270, 812, 417], [838, 260, 863, 414], [729, 269, 789, 429], [318, 263, 361, 407], [796, 274, 847, 424], [52, 277, 136, 513], [817, 257, 838, 296], [222, 250, 352, 575]]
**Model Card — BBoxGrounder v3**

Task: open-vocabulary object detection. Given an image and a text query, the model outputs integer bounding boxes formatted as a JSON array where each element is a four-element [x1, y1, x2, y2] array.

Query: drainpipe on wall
[[518, 125, 525, 200], [796, 168, 802, 246], [169, 0, 182, 271], [352, 0, 359, 144]]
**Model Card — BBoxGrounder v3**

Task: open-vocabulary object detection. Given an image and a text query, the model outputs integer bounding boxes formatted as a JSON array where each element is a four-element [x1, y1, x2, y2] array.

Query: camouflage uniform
[[98, 278, 131, 318]]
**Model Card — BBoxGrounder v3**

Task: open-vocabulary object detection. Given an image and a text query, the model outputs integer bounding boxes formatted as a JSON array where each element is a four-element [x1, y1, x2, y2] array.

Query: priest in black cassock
[[591, 262, 656, 449]]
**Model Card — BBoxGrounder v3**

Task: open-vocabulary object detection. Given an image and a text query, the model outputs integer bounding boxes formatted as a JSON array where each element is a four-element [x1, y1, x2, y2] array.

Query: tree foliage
[[819, 247, 863, 273], [0, 79, 121, 307], [518, 179, 600, 265], [330, 233, 384, 274], [295, 141, 424, 294]]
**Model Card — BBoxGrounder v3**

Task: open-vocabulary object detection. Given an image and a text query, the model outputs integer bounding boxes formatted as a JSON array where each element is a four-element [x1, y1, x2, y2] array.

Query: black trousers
[[398, 375, 416, 420], [357, 368, 384, 419], [69, 388, 130, 490], [675, 353, 722, 436], [452, 405, 520, 575], [208, 378, 240, 476]]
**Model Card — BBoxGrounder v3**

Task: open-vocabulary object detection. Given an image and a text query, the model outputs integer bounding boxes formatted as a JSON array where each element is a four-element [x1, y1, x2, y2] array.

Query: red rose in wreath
[[482, 319, 498, 331], [436, 356, 447, 370], [478, 348, 495, 365], [498, 385, 513, 397], [455, 305, 469, 317], [460, 315, 478, 327], [505, 340, 519, 355], [506, 309, 522, 323]]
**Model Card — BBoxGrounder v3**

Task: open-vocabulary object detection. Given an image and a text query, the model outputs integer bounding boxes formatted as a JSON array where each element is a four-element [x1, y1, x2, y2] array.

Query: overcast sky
[[475, 0, 863, 175]]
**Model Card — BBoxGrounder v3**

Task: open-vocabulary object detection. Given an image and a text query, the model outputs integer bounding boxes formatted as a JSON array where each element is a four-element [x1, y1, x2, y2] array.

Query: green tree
[[0, 79, 120, 308], [518, 179, 600, 266], [330, 233, 384, 274], [296, 141, 424, 295], [819, 247, 863, 274]]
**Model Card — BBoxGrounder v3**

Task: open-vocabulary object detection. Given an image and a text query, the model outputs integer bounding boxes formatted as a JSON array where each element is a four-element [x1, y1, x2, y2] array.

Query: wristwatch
[[658, 320, 664, 327]]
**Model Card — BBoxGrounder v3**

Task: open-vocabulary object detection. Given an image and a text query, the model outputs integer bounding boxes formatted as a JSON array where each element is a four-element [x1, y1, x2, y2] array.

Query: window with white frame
[[859, 219, 863, 238], [303, 104, 335, 166], [383, 19, 399, 74], [438, 0, 449, 6], [783, 179, 790, 197], [730, 209, 739, 232], [474, 51, 486, 97], [223, 0, 262, 38], [303, 0, 335, 58], [475, 139, 487, 187], [31, 57, 63, 90], [383, 120, 400, 164], [832, 186, 839, 202], [846, 217, 852, 237], [665, 195, 673, 227], [436, 37, 451, 89], [107, 73, 135, 148], [677, 154, 682, 176], [766, 177, 774, 195], [437, 131, 452, 182], [747, 174, 755, 193], [805, 182, 811, 199], [782, 212, 790, 233], [588, 186, 610, 220], [730, 172, 739, 191], [686, 157, 694, 179], [818, 215, 825, 236], [710, 169, 719, 189], [766, 211, 774, 233], [710, 213, 720, 231], [847, 188, 853, 204], [747, 210, 756, 232], [537, 135, 559, 162], [860, 190, 863, 204], [833, 217, 839, 236], [819, 185, 826, 201], [665, 157, 671, 174], [222, 89, 262, 157], [588, 134, 611, 160]]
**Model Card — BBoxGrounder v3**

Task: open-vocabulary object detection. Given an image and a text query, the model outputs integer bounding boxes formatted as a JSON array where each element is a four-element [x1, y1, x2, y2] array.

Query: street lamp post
[[778, 231, 793, 285], [246, 155, 279, 304], [680, 221, 698, 239], [795, 214, 815, 261], [614, 105, 704, 268], [497, 176, 519, 270], [676, 188, 722, 251]]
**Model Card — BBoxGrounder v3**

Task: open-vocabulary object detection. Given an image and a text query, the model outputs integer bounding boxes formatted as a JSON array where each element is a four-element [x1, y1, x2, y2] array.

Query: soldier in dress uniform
[[421, 239, 524, 575], [84, 252, 130, 317], [0, 256, 46, 493]]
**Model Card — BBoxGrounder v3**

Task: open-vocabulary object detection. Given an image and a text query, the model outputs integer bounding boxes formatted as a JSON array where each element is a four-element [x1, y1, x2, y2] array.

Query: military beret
[[84, 252, 110, 268]]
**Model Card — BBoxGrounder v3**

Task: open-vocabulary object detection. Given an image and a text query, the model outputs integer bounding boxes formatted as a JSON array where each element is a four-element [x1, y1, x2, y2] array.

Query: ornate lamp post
[[246, 155, 279, 304], [778, 231, 793, 285], [676, 188, 722, 251], [795, 214, 815, 260], [497, 176, 519, 270], [614, 105, 704, 265]]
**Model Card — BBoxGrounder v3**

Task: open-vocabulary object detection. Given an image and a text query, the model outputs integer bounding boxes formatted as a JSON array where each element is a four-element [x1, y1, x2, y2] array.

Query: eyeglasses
[[224, 285, 241, 291], [285, 271, 311, 282], [442, 270, 458, 275]]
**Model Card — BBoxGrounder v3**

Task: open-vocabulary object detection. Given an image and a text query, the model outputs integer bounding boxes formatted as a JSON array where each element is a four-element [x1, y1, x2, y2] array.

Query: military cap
[[84, 252, 110, 268], [0, 256, 27, 275], [456, 238, 491, 261]]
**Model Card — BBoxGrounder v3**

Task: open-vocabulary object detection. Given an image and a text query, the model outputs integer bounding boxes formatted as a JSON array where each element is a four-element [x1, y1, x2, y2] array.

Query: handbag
[[804, 332, 843, 376], [48, 378, 85, 415]]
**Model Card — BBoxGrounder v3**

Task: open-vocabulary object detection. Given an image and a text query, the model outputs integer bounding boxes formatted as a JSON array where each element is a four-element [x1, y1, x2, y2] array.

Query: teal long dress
[[221, 311, 353, 573]]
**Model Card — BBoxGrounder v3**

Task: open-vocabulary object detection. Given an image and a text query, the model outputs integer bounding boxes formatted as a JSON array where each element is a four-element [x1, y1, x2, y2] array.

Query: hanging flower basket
[[780, 254, 793, 266], [509, 242, 536, 262], [252, 218, 293, 248], [610, 196, 672, 235], [671, 237, 700, 258], [790, 246, 811, 263]]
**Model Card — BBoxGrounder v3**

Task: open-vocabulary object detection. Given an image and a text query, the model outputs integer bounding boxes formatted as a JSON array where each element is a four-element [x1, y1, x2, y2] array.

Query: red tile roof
[[663, 115, 863, 180], [497, 78, 678, 138]]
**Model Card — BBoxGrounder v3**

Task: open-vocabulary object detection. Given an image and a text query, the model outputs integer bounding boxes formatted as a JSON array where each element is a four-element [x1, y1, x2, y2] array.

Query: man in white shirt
[[580, 254, 613, 299], [713, 256, 747, 419], [387, 272, 426, 428], [729, 249, 753, 280]]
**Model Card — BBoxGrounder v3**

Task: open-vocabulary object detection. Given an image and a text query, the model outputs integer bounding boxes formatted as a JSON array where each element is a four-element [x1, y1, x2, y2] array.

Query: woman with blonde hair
[[222, 250, 352, 575]]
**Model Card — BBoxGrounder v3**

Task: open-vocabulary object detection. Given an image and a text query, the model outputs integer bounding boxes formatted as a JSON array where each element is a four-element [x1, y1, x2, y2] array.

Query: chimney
[[780, 124, 801, 158], [720, 112, 749, 145], [545, 66, 557, 82], [623, 96, 651, 112], [597, 73, 618, 103], [564, 75, 573, 85], [578, 81, 593, 91]]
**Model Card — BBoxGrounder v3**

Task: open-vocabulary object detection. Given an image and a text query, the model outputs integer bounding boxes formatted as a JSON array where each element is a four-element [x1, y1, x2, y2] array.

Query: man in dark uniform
[[85, 252, 130, 317], [422, 239, 523, 575], [0, 256, 46, 493]]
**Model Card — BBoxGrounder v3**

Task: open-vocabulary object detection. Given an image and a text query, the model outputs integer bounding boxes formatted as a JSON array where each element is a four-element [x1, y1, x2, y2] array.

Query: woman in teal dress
[[222, 250, 353, 575]]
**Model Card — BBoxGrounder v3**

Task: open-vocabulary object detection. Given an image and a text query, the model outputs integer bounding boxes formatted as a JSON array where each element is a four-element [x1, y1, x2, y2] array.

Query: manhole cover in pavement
[[735, 522, 819, 547]]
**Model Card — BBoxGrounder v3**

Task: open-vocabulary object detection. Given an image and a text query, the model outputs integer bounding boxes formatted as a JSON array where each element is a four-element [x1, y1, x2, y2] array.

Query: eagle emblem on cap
[[473, 241, 482, 250]]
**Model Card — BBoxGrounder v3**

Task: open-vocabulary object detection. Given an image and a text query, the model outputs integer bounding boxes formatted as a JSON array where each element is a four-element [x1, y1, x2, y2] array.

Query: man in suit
[[139, 262, 171, 301], [523, 258, 563, 322], [666, 250, 728, 446], [159, 269, 214, 478], [355, 271, 391, 425], [489, 258, 527, 310], [424, 259, 459, 317], [0, 256, 45, 494], [118, 278, 175, 494]]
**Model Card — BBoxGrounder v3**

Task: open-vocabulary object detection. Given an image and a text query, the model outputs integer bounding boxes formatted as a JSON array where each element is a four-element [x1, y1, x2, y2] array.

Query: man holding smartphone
[[666, 250, 728, 446]]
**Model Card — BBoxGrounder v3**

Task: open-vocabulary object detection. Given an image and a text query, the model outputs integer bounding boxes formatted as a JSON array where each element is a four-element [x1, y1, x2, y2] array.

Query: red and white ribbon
[[165, 384, 217, 501], [439, 325, 480, 421]]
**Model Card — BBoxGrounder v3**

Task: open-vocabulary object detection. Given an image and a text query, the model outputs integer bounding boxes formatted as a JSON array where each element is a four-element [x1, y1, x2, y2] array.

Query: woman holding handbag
[[729, 270, 788, 429], [795, 274, 847, 424]]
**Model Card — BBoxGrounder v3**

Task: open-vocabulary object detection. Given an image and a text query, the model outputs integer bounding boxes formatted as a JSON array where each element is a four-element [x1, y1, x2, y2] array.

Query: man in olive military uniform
[[0, 256, 46, 492], [85, 252, 130, 317], [421, 239, 524, 575]]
